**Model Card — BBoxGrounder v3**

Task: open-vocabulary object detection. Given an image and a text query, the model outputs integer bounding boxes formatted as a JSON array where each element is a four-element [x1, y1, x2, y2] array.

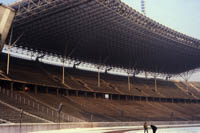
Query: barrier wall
[[0, 121, 200, 133]]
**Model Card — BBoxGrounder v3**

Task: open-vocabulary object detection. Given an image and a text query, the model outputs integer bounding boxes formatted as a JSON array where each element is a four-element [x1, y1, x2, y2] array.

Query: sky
[[1, 0, 200, 81]]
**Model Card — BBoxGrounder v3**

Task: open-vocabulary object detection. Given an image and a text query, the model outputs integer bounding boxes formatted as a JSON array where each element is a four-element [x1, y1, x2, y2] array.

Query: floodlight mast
[[141, 0, 146, 15]]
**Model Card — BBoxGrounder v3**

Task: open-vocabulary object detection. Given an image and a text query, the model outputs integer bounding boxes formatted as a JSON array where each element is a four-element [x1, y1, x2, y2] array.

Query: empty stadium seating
[[1, 54, 200, 123]]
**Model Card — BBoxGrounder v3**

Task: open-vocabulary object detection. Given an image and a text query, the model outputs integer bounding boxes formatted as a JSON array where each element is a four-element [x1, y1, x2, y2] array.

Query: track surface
[[30, 126, 200, 133]]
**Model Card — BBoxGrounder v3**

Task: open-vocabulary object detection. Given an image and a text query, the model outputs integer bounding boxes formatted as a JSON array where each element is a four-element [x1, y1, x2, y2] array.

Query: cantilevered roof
[[9, 0, 200, 74]]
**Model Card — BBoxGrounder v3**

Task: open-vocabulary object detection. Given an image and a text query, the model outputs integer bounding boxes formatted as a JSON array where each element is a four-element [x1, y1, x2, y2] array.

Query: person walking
[[144, 121, 148, 133], [150, 125, 157, 133]]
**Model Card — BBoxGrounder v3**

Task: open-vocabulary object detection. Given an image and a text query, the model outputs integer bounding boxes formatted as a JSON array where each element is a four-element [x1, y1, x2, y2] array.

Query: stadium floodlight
[[141, 0, 146, 15]]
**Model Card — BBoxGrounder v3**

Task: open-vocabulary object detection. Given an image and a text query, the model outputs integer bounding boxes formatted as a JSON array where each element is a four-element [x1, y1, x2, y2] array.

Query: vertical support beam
[[145, 72, 148, 78], [34, 85, 38, 95], [186, 80, 189, 92], [128, 74, 131, 91], [110, 94, 112, 100], [10, 82, 14, 92], [84, 92, 87, 97], [66, 89, 68, 96], [118, 95, 120, 100], [131, 96, 134, 101], [56, 89, 59, 96], [154, 76, 157, 92], [7, 44, 11, 75], [94, 93, 96, 99], [46, 87, 48, 94], [62, 60, 65, 84], [98, 70, 100, 88], [76, 90, 78, 97]]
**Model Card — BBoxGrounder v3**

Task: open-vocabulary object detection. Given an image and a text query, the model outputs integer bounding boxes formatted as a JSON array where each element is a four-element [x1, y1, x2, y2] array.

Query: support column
[[66, 89, 69, 96], [139, 96, 141, 102], [7, 44, 11, 75], [154, 76, 157, 92], [110, 94, 112, 100], [118, 95, 120, 100], [34, 85, 38, 95], [146, 97, 148, 102], [46, 87, 48, 94], [145, 72, 148, 78], [98, 71, 100, 88], [76, 91, 78, 96], [84, 92, 87, 97], [10, 82, 14, 92], [128, 74, 131, 91], [94, 93, 96, 99], [62, 61, 65, 84], [56, 89, 59, 96]]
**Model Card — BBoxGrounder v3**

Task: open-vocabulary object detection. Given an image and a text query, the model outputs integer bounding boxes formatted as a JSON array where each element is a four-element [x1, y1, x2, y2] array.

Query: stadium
[[0, 0, 200, 133]]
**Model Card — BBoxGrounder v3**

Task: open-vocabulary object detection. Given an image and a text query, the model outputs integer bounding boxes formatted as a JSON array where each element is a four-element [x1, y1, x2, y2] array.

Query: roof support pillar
[[10, 82, 14, 92], [154, 76, 157, 92], [94, 93, 96, 99], [62, 60, 65, 84], [45, 87, 48, 94], [98, 69, 100, 88], [34, 85, 38, 95], [6, 44, 11, 75], [56, 88, 59, 96], [128, 73, 131, 91], [110, 94, 112, 100]]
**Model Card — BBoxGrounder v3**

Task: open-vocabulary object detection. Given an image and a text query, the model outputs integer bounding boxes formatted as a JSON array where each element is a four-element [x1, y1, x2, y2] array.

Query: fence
[[0, 87, 84, 122]]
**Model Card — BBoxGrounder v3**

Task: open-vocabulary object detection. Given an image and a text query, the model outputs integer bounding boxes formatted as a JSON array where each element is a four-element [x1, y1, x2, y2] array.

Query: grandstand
[[0, 0, 200, 132], [1, 54, 200, 123]]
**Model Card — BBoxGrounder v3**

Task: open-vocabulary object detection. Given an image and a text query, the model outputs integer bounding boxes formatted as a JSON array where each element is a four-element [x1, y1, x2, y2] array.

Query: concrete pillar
[[62, 61, 65, 84], [154, 77, 157, 92], [94, 93, 96, 99], [145, 97, 148, 102], [56, 89, 59, 96], [76, 91, 78, 96], [46, 87, 48, 94], [66, 90, 69, 96], [10, 82, 14, 92], [128, 74, 131, 91], [98, 71, 100, 88], [118, 95, 120, 100], [84, 92, 87, 97], [110, 94, 112, 100], [34, 85, 38, 95]]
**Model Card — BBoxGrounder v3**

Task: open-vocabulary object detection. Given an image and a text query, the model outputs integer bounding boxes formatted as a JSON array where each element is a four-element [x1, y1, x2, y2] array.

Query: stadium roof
[[9, 0, 200, 74]]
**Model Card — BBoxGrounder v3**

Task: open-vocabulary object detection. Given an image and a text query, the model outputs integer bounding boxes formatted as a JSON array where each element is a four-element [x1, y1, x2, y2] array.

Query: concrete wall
[[0, 121, 200, 133]]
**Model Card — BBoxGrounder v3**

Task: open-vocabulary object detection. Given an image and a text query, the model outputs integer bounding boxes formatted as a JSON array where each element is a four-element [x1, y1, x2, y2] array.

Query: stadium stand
[[1, 54, 200, 123], [0, 0, 200, 127]]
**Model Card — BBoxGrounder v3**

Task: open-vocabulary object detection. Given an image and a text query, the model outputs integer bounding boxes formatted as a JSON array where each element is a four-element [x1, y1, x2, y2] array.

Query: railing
[[0, 87, 84, 122]]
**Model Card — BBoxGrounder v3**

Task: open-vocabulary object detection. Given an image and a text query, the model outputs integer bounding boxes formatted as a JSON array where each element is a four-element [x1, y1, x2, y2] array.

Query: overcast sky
[[1, 0, 200, 81]]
